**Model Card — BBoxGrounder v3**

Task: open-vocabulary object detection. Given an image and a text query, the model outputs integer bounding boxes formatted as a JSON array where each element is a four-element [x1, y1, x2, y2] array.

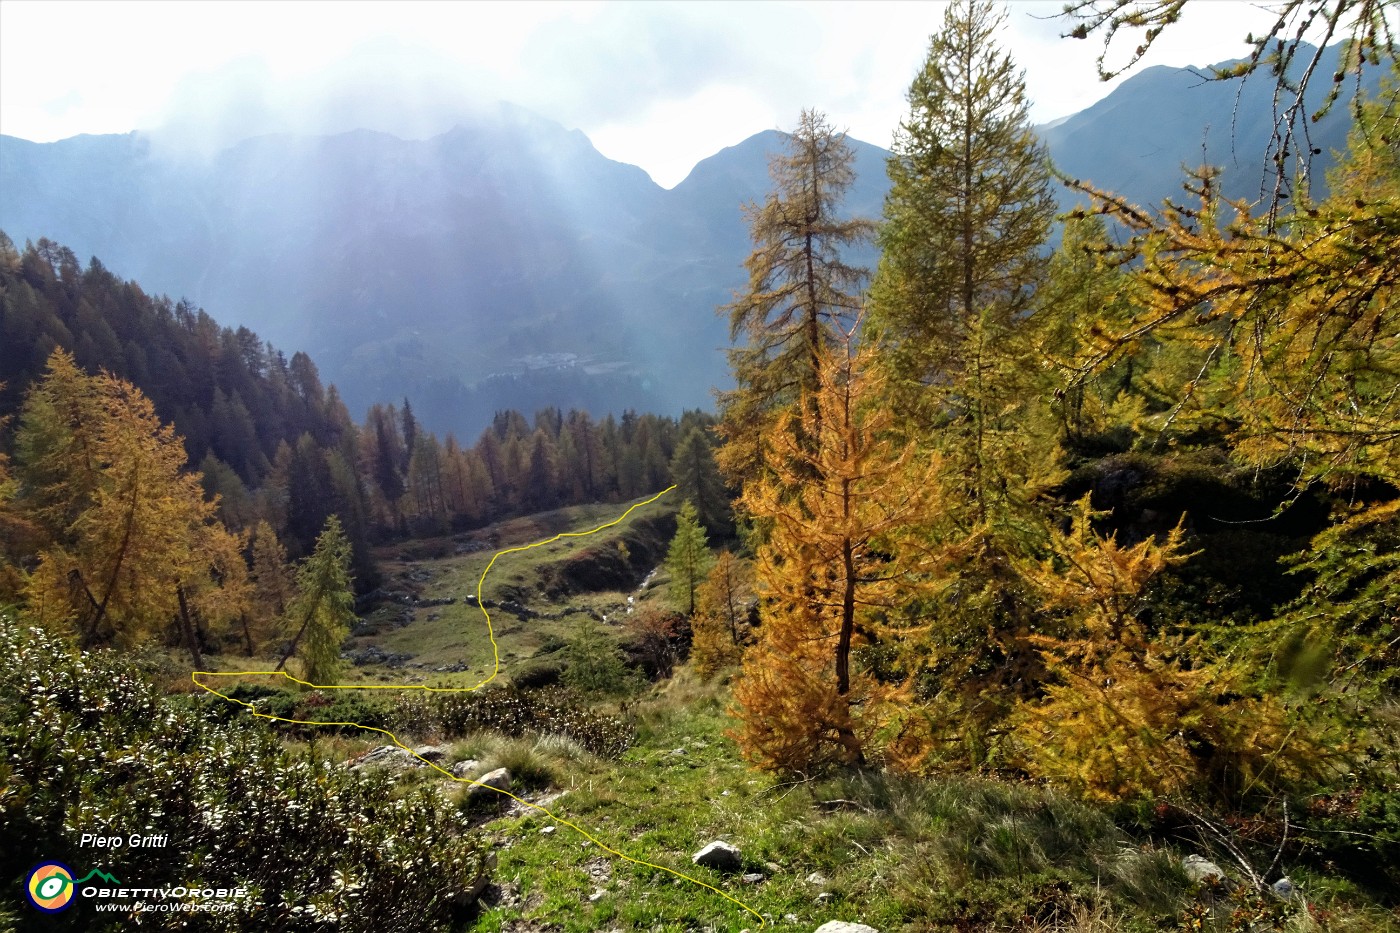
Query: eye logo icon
[[26, 862, 76, 912]]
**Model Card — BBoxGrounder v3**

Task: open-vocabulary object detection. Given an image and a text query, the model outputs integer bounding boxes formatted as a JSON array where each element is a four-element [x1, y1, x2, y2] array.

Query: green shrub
[[253, 689, 300, 720], [562, 615, 641, 695], [298, 692, 388, 731], [390, 684, 633, 757], [0, 616, 490, 931], [1295, 777, 1400, 899]]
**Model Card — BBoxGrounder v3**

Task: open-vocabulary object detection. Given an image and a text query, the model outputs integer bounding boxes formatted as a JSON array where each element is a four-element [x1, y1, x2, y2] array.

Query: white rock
[[692, 840, 743, 871], [413, 744, 447, 762], [349, 745, 422, 772], [1182, 854, 1227, 884], [451, 759, 481, 779], [813, 923, 879, 933], [467, 767, 512, 798], [806, 871, 830, 887]]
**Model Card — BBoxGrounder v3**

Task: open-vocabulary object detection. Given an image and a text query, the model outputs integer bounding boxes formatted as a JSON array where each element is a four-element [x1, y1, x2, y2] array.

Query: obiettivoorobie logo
[[25, 862, 120, 913]]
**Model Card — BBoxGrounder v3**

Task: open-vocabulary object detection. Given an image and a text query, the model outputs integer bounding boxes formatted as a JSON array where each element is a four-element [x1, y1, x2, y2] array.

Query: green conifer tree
[[563, 616, 634, 695], [666, 500, 713, 616], [276, 515, 354, 683], [858, 1, 1063, 752], [868, 0, 1057, 522], [669, 425, 730, 537]]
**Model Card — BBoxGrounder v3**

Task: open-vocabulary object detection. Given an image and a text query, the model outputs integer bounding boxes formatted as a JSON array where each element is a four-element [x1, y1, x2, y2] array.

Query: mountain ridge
[[0, 43, 1378, 438]]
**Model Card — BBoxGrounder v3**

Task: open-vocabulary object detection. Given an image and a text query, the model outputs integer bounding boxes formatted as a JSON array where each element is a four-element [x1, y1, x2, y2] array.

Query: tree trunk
[[91, 458, 142, 643], [70, 569, 102, 648], [177, 584, 204, 670], [726, 576, 742, 646], [834, 721, 866, 767], [274, 580, 325, 673], [836, 535, 857, 696]]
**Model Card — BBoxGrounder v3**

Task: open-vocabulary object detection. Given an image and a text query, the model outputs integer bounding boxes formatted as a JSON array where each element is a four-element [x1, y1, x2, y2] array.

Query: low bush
[[481, 738, 561, 791], [192, 683, 391, 734], [391, 683, 633, 757], [0, 616, 490, 931]]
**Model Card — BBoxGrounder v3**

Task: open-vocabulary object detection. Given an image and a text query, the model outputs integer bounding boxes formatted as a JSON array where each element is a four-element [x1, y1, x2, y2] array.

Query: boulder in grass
[[413, 745, 447, 762], [466, 767, 512, 799], [691, 840, 743, 872], [348, 745, 422, 773], [1182, 855, 1228, 884], [813, 923, 880, 933]]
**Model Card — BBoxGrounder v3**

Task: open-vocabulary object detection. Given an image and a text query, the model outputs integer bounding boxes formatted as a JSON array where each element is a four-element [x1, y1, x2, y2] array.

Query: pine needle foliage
[[666, 500, 713, 616], [669, 425, 731, 538], [1035, 214, 1146, 451], [1060, 67, 1400, 491], [717, 109, 877, 488], [0, 402, 37, 599], [277, 515, 355, 684], [691, 550, 754, 677], [179, 523, 253, 665], [731, 339, 953, 774], [247, 519, 294, 655], [17, 350, 228, 655], [869, 0, 1056, 457], [1013, 497, 1341, 802], [1246, 497, 1400, 767], [563, 616, 637, 697]]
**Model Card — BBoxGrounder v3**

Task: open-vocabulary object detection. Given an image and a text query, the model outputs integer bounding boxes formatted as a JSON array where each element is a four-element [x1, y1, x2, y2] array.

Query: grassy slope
[[410, 668, 1393, 933], [278, 495, 675, 687], [250, 499, 1394, 933]]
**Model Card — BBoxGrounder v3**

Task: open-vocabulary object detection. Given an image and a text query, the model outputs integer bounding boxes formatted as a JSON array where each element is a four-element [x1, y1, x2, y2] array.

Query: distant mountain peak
[[1, 63, 1377, 438]]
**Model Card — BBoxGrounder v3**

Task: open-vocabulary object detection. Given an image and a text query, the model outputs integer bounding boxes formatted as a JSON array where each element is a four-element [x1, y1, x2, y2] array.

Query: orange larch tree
[[731, 338, 954, 773], [17, 350, 237, 661]]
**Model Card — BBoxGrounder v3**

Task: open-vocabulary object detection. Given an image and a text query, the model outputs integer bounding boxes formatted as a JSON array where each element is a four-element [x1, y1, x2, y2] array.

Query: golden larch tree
[[732, 339, 953, 773], [692, 550, 754, 677], [1012, 497, 1338, 801], [18, 351, 229, 654]]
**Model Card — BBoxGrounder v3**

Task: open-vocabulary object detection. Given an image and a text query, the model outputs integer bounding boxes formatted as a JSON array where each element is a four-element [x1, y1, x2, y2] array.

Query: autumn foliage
[[6, 350, 356, 676], [731, 342, 952, 773], [719, 14, 1398, 805], [691, 550, 753, 677], [18, 351, 239, 657]]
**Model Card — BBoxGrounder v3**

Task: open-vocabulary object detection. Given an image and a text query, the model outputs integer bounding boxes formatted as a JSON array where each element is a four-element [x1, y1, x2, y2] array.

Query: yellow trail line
[[192, 485, 765, 928]]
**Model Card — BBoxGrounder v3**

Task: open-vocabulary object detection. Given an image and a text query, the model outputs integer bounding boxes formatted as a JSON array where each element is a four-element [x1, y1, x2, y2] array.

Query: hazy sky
[[1, 0, 1294, 187]]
